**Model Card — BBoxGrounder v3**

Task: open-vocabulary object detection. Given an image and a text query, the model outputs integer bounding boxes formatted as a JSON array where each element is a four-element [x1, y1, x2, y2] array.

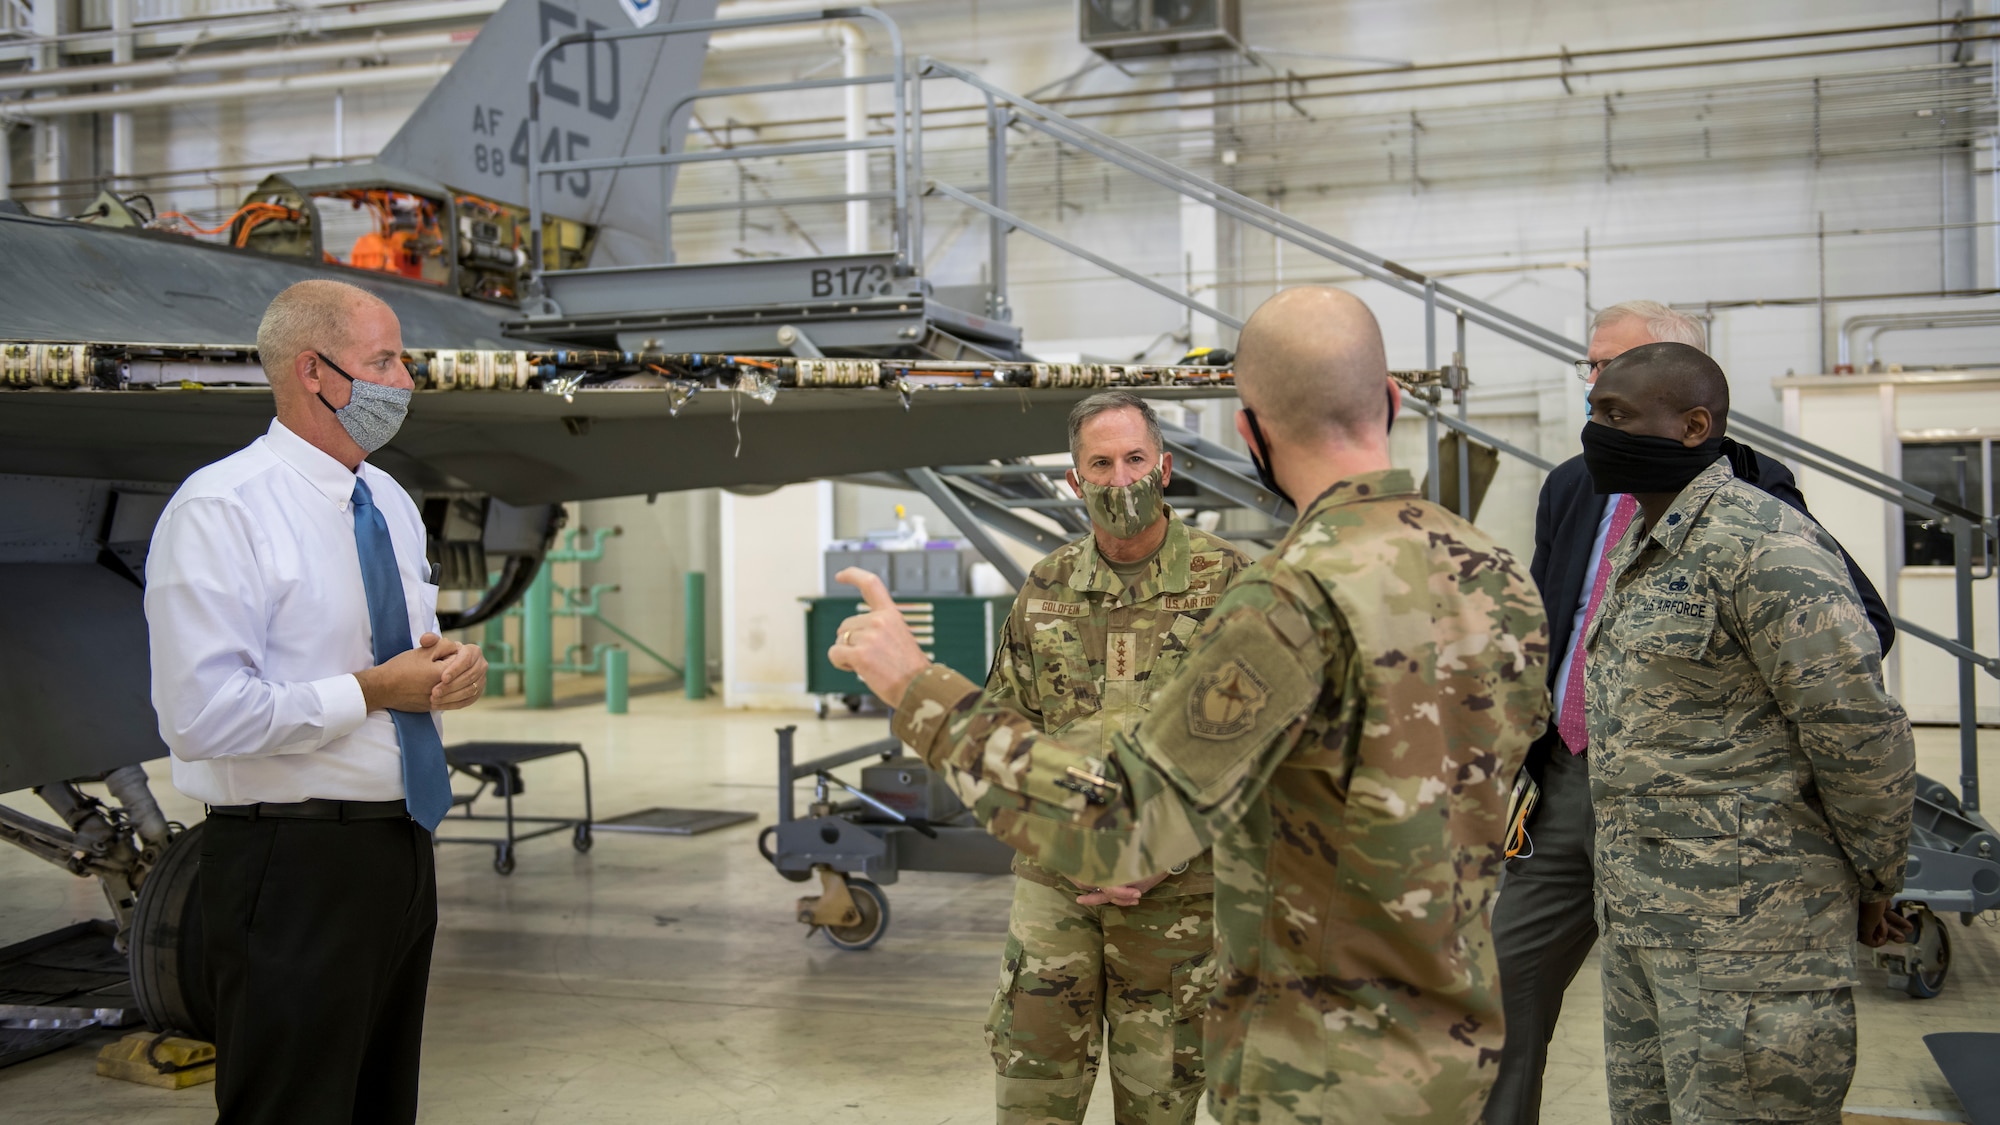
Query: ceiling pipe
[[0, 0, 502, 65], [0, 59, 451, 118], [0, 28, 470, 94], [1837, 309, 2000, 369], [0, 10, 871, 114], [0, 0, 918, 63]]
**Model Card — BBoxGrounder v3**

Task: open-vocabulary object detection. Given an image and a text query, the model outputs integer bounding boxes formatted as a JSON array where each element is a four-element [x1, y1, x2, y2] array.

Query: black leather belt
[[208, 799, 410, 822]]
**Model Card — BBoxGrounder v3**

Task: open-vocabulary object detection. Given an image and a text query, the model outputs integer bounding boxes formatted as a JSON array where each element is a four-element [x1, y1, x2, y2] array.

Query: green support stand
[[685, 571, 708, 700], [479, 528, 680, 710], [604, 647, 629, 714]]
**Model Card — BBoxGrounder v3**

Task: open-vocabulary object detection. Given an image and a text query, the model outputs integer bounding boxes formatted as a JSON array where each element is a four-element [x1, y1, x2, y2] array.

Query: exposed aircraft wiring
[[150, 199, 307, 246]]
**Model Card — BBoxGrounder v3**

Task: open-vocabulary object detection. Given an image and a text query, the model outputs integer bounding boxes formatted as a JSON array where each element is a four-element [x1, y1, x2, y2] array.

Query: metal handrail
[[927, 180, 1240, 332], [655, 71, 901, 247], [538, 137, 896, 178], [907, 56, 1995, 813], [526, 6, 910, 282], [665, 190, 896, 216], [916, 56, 1587, 363], [661, 73, 895, 140]]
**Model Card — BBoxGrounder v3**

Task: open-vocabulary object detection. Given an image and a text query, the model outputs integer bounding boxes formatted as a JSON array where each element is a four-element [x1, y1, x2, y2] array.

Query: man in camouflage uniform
[[832, 287, 1551, 1125], [982, 389, 1251, 1125], [1579, 342, 1915, 1125]]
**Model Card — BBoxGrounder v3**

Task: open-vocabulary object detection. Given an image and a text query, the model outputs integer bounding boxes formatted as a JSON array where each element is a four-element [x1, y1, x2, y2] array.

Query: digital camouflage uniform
[[1583, 459, 1915, 1125], [895, 469, 1551, 1125], [982, 513, 1250, 1125]]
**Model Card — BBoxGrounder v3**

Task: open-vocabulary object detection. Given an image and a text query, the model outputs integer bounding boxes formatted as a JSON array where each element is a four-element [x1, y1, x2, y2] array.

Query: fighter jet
[[0, 0, 1268, 1050]]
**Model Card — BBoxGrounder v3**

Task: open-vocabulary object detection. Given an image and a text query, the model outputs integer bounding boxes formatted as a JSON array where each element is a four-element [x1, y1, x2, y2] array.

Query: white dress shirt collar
[[265, 418, 359, 511]]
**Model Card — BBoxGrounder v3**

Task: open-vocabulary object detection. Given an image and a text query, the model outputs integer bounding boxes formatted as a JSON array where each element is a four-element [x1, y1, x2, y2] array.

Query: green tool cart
[[804, 595, 1013, 716]]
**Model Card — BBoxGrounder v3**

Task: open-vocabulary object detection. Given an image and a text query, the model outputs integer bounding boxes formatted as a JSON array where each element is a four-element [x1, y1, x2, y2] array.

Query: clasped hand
[[355, 633, 487, 713], [1858, 899, 1914, 948], [1074, 871, 1171, 908]]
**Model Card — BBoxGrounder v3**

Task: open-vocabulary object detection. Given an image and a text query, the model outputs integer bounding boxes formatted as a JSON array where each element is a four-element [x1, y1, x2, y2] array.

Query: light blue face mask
[[315, 352, 411, 453]]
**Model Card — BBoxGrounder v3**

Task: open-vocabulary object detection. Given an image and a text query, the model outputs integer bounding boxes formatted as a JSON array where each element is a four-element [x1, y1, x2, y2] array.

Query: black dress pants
[[1483, 738, 1600, 1125], [200, 813, 437, 1125]]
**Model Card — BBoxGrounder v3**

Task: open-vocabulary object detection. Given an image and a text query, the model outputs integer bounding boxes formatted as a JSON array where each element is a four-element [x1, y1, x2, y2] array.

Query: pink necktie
[[1557, 494, 1638, 755]]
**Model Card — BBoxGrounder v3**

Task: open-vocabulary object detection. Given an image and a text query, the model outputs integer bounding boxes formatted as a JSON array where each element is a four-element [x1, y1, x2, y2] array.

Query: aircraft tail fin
[[376, 0, 720, 265]]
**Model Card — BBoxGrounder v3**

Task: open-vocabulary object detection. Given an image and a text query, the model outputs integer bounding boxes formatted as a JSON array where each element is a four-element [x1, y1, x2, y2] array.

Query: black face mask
[[1580, 422, 1725, 496], [1241, 407, 1293, 512], [1243, 386, 1398, 514]]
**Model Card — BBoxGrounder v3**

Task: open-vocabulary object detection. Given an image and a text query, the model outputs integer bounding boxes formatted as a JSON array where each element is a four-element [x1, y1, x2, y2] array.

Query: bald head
[[1234, 287, 1390, 444], [1594, 341, 1730, 434], [258, 279, 392, 401], [258, 279, 408, 468]]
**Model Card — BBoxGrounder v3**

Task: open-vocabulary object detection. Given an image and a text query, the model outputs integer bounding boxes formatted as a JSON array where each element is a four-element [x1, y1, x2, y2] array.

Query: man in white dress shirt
[[145, 279, 487, 1125]]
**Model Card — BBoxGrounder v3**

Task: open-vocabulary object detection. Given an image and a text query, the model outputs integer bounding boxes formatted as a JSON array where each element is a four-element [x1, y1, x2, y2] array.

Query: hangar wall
[[5, 0, 1995, 702]]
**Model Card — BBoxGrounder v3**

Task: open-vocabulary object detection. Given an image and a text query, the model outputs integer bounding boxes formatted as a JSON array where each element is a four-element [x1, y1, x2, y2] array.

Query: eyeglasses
[[1573, 358, 1609, 382]]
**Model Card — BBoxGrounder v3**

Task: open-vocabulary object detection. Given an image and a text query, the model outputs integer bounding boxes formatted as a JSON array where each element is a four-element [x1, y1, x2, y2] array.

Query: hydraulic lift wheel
[[822, 878, 890, 952], [573, 823, 593, 853], [1897, 905, 1952, 999], [494, 845, 516, 875], [128, 821, 214, 1039]]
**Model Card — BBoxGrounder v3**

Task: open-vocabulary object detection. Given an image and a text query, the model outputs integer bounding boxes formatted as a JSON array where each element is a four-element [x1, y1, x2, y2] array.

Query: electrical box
[[1080, 0, 1244, 61]]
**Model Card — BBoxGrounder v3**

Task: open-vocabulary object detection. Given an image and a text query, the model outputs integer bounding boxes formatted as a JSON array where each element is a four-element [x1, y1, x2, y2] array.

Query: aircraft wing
[[0, 376, 1223, 505]]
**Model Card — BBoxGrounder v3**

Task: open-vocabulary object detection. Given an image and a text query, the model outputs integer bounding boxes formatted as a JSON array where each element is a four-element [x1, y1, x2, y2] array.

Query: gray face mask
[[315, 352, 410, 453]]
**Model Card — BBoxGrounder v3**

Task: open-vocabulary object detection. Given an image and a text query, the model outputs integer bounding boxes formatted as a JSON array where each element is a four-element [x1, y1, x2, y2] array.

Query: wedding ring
[[841, 630, 853, 646]]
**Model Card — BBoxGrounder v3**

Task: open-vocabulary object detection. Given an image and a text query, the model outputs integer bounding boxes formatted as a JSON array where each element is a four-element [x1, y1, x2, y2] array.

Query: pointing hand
[[827, 567, 932, 708]]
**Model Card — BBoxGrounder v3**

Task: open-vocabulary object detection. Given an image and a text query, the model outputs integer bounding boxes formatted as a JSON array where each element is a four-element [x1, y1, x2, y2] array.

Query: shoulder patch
[[1029, 599, 1088, 618], [1187, 658, 1271, 740]]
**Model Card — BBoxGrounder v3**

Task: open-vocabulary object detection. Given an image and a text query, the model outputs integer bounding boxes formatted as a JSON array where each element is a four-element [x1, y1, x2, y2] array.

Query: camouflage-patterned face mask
[[1079, 460, 1165, 539]]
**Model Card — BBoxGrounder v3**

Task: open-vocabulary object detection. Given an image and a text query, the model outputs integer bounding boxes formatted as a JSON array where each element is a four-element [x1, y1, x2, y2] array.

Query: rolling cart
[[757, 725, 1013, 950], [438, 741, 594, 874]]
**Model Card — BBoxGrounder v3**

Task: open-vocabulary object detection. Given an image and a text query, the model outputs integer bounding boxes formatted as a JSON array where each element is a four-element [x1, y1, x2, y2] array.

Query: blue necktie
[[351, 478, 452, 832]]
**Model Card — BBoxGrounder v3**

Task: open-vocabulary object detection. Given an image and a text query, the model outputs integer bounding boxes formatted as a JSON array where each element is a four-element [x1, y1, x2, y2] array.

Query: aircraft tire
[[128, 820, 215, 1040]]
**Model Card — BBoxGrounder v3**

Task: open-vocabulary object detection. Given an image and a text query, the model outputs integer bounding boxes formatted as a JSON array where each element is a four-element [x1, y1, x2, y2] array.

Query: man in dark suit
[[1481, 301, 1894, 1125]]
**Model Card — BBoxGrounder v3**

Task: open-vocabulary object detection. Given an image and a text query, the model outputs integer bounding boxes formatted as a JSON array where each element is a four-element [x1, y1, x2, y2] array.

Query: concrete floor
[[1, 688, 1995, 1124]]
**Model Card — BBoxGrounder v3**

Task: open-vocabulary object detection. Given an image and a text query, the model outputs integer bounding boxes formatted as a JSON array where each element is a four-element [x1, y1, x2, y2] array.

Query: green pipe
[[547, 526, 620, 563], [685, 571, 708, 700], [590, 614, 680, 676], [483, 609, 509, 698], [605, 647, 629, 714], [523, 559, 554, 709]]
